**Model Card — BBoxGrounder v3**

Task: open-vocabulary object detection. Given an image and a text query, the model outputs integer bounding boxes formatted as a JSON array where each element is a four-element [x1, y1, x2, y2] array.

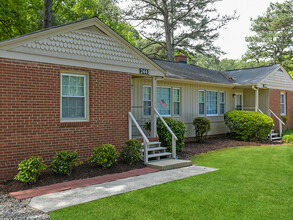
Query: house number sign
[[139, 68, 150, 75]]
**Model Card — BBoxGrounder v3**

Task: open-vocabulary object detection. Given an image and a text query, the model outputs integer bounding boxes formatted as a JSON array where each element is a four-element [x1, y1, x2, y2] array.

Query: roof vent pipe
[[175, 54, 187, 63]]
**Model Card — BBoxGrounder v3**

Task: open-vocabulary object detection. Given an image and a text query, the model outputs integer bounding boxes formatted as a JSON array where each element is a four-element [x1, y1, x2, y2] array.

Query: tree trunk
[[43, 0, 53, 29], [162, 1, 174, 61]]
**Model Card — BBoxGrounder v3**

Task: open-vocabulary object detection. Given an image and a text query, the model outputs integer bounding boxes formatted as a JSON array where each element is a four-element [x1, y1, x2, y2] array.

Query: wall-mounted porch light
[[232, 94, 236, 98]]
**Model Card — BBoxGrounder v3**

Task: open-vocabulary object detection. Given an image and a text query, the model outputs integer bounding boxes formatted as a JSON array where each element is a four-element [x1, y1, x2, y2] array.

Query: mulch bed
[[0, 160, 145, 194], [1, 137, 281, 194], [178, 136, 280, 159]]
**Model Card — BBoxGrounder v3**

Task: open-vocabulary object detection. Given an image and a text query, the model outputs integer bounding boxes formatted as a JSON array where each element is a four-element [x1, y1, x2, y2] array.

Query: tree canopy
[[0, 0, 140, 45], [122, 0, 237, 61], [244, 0, 293, 74]]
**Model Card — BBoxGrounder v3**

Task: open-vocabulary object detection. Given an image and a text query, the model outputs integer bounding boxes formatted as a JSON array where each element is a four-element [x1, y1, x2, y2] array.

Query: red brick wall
[[269, 89, 293, 130], [0, 57, 131, 182]]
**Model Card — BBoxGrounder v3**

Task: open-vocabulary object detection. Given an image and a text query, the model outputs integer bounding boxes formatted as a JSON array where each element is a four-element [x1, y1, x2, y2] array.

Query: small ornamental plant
[[88, 144, 118, 169], [120, 139, 142, 165], [50, 150, 79, 176], [282, 134, 293, 143], [14, 156, 47, 184], [192, 117, 211, 142]]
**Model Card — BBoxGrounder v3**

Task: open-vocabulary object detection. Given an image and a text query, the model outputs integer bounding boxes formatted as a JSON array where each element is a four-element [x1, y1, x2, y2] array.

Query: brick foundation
[[0, 58, 131, 182], [269, 89, 293, 130]]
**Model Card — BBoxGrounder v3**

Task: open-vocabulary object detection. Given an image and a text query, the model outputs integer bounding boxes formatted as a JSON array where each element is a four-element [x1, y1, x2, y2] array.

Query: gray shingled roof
[[224, 64, 280, 84], [153, 59, 233, 84]]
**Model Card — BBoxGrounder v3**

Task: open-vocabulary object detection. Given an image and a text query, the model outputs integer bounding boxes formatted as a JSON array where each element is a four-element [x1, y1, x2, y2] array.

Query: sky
[[118, 0, 285, 60]]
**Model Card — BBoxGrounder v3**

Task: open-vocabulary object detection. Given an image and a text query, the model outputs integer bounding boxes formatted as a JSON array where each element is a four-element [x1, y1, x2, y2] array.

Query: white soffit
[[0, 19, 166, 77]]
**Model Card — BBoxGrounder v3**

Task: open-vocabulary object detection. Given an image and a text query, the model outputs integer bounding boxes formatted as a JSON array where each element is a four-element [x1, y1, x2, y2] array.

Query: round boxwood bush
[[224, 110, 273, 141], [120, 139, 142, 165], [157, 118, 186, 152], [282, 134, 293, 143], [88, 144, 118, 169], [50, 150, 78, 176], [192, 117, 211, 142]]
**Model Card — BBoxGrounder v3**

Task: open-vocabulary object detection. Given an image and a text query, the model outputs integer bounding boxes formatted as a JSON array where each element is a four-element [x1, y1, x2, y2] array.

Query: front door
[[235, 94, 243, 110]]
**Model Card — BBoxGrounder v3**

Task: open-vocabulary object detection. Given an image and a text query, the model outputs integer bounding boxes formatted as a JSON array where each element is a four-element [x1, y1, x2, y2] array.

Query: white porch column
[[151, 77, 157, 137], [255, 87, 259, 112]]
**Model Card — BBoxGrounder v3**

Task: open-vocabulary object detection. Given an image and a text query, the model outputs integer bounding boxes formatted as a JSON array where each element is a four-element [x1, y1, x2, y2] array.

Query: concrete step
[[147, 159, 193, 171], [271, 133, 279, 136], [272, 136, 282, 140], [146, 152, 172, 159], [141, 147, 167, 152], [136, 137, 159, 142]]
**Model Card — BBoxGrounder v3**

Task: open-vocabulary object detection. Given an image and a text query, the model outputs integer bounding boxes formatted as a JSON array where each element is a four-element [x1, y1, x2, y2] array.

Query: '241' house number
[[139, 68, 150, 75]]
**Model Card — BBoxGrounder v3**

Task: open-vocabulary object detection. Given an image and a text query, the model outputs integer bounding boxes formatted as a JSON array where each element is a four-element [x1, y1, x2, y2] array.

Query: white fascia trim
[[165, 77, 234, 88]]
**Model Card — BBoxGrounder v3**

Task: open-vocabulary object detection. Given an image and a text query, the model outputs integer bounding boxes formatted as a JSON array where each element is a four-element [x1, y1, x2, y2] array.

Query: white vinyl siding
[[157, 87, 171, 116], [198, 90, 205, 115], [61, 74, 86, 119], [281, 92, 286, 115], [219, 91, 225, 115], [173, 88, 180, 115], [206, 91, 218, 116], [143, 86, 152, 116]]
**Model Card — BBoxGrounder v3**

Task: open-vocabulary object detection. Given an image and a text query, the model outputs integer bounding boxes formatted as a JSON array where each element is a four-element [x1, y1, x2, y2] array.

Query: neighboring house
[[1, 17, 293, 182]]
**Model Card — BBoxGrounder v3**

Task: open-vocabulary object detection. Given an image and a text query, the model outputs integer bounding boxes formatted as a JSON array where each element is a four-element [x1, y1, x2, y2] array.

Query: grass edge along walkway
[[50, 145, 293, 220]]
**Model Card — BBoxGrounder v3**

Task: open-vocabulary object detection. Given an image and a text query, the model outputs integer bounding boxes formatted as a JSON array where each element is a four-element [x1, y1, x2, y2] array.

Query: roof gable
[[261, 66, 293, 90], [0, 18, 165, 77]]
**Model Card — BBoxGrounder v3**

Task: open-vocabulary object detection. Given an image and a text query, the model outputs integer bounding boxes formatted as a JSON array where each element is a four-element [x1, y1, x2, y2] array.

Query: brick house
[[1, 17, 293, 182]]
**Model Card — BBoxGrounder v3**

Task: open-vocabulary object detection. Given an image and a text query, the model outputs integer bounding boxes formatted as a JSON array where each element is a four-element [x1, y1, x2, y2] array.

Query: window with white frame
[[173, 88, 180, 115], [143, 86, 152, 116], [281, 92, 286, 115], [157, 87, 171, 116], [206, 91, 218, 116], [219, 92, 225, 115], [198, 90, 205, 115], [61, 74, 86, 119]]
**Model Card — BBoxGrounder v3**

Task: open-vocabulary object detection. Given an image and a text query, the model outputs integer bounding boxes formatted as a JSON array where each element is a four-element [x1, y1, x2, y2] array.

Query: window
[[281, 92, 286, 115], [61, 74, 86, 119], [206, 91, 218, 116], [143, 86, 152, 116], [198, 90, 205, 115], [219, 92, 225, 115], [173, 88, 180, 115], [157, 87, 171, 116]]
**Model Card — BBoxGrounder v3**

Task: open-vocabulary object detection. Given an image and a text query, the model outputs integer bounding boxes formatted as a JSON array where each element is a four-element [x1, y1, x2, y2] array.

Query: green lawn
[[50, 145, 293, 220]]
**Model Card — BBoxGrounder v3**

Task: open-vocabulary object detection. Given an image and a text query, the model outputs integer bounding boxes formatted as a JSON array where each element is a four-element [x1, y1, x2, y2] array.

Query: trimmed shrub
[[192, 117, 211, 142], [50, 151, 78, 176], [88, 144, 118, 169], [224, 110, 273, 141], [157, 118, 186, 152], [282, 134, 293, 143], [120, 139, 142, 164], [282, 129, 293, 137], [143, 118, 186, 152], [14, 156, 47, 184]]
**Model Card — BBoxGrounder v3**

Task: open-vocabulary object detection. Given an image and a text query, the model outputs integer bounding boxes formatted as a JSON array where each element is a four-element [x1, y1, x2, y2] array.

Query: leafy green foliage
[[244, 1, 293, 75], [282, 134, 293, 143], [281, 116, 289, 125], [50, 151, 78, 176], [282, 129, 293, 137], [0, 0, 140, 46], [120, 139, 142, 165], [224, 110, 273, 141], [14, 156, 47, 184], [88, 144, 118, 169], [157, 118, 186, 152], [192, 117, 211, 142]]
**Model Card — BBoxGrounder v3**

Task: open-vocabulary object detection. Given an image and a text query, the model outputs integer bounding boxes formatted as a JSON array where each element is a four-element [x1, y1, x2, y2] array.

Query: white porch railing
[[153, 108, 178, 159], [269, 109, 285, 137], [128, 112, 149, 164]]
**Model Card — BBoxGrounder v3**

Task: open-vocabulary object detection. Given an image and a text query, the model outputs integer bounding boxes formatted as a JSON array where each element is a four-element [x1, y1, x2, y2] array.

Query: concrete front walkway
[[29, 165, 218, 213]]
